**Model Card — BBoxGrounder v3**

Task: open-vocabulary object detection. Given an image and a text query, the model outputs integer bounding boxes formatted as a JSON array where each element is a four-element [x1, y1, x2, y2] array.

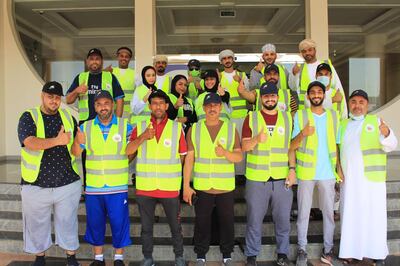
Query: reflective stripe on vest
[[256, 88, 291, 112], [113, 68, 135, 119], [259, 64, 288, 90], [84, 117, 129, 188], [340, 115, 386, 182], [220, 71, 248, 119], [192, 120, 236, 191], [20, 107, 78, 182], [135, 119, 182, 190], [245, 111, 292, 181], [295, 108, 339, 180], [78, 71, 113, 121]]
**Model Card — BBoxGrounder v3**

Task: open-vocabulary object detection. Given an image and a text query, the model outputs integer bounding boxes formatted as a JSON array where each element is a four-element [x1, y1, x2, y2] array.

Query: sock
[[223, 258, 232, 263], [115, 254, 124, 261], [35, 255, 45, 261], [95, 254, 104, 261], [277, 253, 287, 259]]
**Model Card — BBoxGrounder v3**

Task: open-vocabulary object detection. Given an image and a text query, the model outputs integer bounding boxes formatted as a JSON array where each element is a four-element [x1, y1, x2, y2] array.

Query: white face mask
[[316, 75, 330, 87], [349, 113, 364, 121]]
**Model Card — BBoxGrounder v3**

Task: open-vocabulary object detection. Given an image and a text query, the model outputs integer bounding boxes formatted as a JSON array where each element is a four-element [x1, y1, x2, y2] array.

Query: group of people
[[17, 39, 397, 266]]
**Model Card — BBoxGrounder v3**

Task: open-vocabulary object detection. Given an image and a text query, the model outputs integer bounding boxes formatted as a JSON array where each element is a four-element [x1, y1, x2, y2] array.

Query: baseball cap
[[260, 82, 278, 96], [264, 64, 280, 75], [307, 81, 326, 93], [203, 93, 222, 106], [202, 69, 219, 80], [188, 59, 201, 68], [87, 48, 103, 58], [350, 89, 369, 101], [94, 90, 113, 102], [316, 63, 332, 73], [148, 90, 169, 103], [42, 81, 63, 96]]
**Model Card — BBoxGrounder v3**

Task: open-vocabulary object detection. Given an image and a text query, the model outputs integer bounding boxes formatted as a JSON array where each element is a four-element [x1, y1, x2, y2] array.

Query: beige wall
[[0, 1, 5, 157]]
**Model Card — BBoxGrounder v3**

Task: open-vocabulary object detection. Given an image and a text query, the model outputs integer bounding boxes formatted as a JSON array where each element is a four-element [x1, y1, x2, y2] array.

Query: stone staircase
[[0, 181, 399, 263]]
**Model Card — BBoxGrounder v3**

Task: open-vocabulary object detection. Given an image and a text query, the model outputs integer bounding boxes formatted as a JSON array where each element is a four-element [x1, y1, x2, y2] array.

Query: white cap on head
[[299, 39, 317, 51], [219, 49, 235, 62], [153, 55, 168, 63], [261, 43, 276, 53]]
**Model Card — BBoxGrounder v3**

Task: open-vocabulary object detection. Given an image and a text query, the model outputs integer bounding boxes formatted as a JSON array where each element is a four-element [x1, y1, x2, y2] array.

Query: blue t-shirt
[[292, 111, 339, 180], [67, 72, 125, 123]]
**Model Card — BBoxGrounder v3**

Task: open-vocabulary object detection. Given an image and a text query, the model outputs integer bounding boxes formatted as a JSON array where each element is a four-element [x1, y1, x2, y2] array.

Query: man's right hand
[[76, 127, 86, 145], [257, 126, 267, 143], [254, 58, 264, 73], [301, 122, 315, 137], [292, 62, 300, 76], [75, 84, 88, 94], [56, 125, 71, 146], [142, 124, 155, 140], [183, 186, 196, 206]]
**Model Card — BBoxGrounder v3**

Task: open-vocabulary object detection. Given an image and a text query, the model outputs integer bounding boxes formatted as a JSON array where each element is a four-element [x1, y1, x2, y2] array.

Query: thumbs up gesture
[[75, 83, 88, 94], [56, 125, 71, 146], [76, 126, 86, 145], [301, 121, 315, 137], [104, 64, 113, 73], [255, 58, 264, 73], [237, 79, 245, 94], [175, 93, 184, 108], [379, 118, 390, 137], [217, 83, 226, 96], [143, 123, 156, 140], [292, 62, 300, 75], [257, 126, 268, 143], [233, 71, 242, 83], [215, 141, 226, 157]]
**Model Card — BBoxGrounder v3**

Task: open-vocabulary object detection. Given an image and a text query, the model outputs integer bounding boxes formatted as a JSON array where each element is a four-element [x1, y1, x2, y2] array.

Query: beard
[[309, 97, 323, 106], [262, 102, 277, 110], [98, 110, 112, 121]]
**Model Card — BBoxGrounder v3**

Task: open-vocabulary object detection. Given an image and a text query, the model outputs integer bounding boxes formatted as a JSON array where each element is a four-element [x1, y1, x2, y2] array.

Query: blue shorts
[[84, 192, 132, 248]]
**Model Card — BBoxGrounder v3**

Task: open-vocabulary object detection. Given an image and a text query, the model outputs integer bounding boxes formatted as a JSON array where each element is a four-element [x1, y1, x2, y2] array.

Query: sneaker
[[66, 254, 81, 266], [246, 256, 257, 266], [32, 256, 45, 266], [114, 260, 125, 266], [223, 258, 234, 266], [195, 258, 206, 266], [277, 254, 294, 266], [89, 260, 105, 266], [295, 249, 307, 266], [375, 260, 386, 266], [141, 257, 155, 266], [321, 249, 343, 266], [175, 256, 186, 266]]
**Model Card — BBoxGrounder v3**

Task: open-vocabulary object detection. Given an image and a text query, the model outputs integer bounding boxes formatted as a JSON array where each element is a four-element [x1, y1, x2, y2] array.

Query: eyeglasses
[[189, 67, 199, 71]]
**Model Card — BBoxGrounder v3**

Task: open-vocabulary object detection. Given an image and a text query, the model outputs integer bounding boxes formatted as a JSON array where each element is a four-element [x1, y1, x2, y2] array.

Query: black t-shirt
[[67, 72, 125, 123], [18, 110, 80, 188]]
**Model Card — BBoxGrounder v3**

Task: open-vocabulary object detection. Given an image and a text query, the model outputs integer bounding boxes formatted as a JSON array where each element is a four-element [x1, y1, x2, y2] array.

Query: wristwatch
[[289, 166, 296, 171]]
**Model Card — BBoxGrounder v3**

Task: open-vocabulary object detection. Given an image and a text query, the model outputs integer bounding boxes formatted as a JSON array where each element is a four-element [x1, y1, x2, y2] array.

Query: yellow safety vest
[[295, 109, 339, 181], [192, 120, 236, 191], [83, 117, 129, 188], [340, 115, 387, 182], [168, 94, 195, 119], [78, 71, 113, 121], [259, 64, 289, 90], [195, 92, 231, 122], [298, 59, 333, 110], [157, 74, 172, 93], [255, 88, 292, 113], [220, 71, 248, 119], [135, 119, 182, 191], [246, 111, 292, 181], [20, 107, 78, 182], [188, 79, 205, 101], [130, 84, 152, 125], [113, 67, 135, 119], [330, 88, 346, 119]]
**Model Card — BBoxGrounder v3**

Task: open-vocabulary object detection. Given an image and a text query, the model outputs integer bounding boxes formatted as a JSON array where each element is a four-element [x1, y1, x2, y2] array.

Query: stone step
[[1, 238, 400, 261], [0, 211, 399, 238]]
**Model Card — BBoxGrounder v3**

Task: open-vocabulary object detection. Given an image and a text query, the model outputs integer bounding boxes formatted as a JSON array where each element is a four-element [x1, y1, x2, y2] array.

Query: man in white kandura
[[338, 89, 397, 266]]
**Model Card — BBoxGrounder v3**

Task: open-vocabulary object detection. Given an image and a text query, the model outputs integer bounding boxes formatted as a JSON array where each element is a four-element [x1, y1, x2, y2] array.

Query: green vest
[[113, 67, 135, 119], [295, 109, 339, 181], [135, 119, 182, 191], [83, 117, 129, 188], [220, 71, 248, 119], [20, 107, 78, 182], [188, 79, 205, 101], [246, 111, 292, 181], [157, 74, 171, 93], [255, 88, 292, 112], [78, 71, 113, 121], [259, 64, 288, 90], [192, 120, 236, 191], [130, 84, 152, 125], [195, 92, 231, 122], [298, 59, 333, 110], [340, 115, 387, 182], [168, 94, 195, 119]]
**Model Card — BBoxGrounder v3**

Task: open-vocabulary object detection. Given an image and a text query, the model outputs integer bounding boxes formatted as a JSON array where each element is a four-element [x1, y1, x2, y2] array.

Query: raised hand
[[56, 125, 71, 146]]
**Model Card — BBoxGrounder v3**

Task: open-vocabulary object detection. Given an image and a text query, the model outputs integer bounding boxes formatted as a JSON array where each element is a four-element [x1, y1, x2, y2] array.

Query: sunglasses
[[189, 67, 199, 71]]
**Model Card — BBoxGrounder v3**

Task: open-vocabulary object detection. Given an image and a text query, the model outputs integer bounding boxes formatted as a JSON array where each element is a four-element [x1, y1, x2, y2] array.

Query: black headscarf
[[202, 69, 219, 93], [170, 75, 188, 98], [141, 65, 157, 91]]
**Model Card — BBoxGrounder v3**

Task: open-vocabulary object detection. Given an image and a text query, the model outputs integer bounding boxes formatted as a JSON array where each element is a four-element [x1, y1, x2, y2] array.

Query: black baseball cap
[[188, 59, 201, 68], [42, 81, 63, 96], [87, 48, 103, 58], [94, 90, 113, 102], [350, 89, 369, 101], [148, 90, 169, 103], [264, 64, 279, 75], [307, 81, 326, 94], [203, 93, 222, 106], [316, 63, 332, 73], [116, 46, 132, 57], [202, 69, 219, 80], [260, 82, 278, 96]]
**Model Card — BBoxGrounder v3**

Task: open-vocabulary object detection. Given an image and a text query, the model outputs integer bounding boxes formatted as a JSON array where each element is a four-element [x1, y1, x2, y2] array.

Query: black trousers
[[193, 190, 235, 258], [136, 195, 184, 258]]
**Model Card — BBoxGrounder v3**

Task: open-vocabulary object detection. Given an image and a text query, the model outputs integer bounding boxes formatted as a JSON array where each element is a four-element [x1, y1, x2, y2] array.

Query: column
[[305, 0, 329, 60]]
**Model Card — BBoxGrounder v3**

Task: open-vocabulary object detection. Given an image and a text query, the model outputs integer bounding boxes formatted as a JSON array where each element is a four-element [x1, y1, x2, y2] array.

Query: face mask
[[349, 113, 364, 121], [316, 75, 330, 87], [189, 69, 200, 77]]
